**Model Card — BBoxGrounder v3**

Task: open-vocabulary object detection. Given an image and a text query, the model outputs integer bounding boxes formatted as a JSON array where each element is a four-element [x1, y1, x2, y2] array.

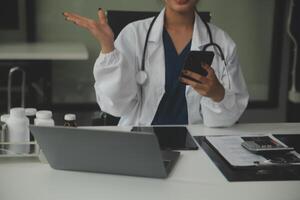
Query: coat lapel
[[191, 12, 211, 51], [146, 9, 166, 92]]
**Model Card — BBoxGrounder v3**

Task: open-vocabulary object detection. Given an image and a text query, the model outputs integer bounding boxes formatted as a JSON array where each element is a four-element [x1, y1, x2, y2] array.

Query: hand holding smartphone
[[181, 51, 215, 80]]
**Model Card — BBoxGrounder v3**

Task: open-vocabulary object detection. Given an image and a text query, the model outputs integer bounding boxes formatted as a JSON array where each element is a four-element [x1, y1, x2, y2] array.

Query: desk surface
[[1, 123, 300, 200]]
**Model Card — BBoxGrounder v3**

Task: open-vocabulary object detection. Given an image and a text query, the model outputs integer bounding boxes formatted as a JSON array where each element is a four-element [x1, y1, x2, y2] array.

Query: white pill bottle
[[6, 108, 30, 154], [34, 110, 55, 163], [34, 111, 55, 127]]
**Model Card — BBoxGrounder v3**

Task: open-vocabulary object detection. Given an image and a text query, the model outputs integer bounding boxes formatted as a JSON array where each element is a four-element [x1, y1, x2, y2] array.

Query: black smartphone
[[181, 51, 215, 78]]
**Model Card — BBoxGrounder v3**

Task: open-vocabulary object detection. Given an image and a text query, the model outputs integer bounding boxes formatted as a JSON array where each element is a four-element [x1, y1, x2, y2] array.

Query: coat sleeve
[[93, 23, 139, 117], [200, 38, 249, 128]]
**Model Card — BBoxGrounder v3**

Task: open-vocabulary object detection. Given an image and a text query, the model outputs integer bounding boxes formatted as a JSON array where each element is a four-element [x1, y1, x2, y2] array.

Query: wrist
[[101, 44, 115, 54], [211, 87, 225, 103]]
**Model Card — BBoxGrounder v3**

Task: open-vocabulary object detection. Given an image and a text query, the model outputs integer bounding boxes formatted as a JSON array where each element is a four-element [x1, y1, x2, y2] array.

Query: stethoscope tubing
[[137, 13, 230, 88]]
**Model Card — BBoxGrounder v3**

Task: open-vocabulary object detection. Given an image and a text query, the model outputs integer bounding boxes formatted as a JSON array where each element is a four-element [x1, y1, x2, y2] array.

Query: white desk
[[0, 123, 300, 200]]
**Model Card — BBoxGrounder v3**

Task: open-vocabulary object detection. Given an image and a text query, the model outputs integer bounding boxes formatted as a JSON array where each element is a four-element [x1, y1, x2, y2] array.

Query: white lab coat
[[93, 9, 249, 127]]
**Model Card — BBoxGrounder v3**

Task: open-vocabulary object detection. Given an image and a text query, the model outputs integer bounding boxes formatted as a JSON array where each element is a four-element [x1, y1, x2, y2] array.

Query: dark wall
[[0, 0, 19, 30]]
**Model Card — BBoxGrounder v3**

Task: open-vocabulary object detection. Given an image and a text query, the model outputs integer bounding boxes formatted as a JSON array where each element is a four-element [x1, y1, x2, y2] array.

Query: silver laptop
[[30, 126, 180, 178]]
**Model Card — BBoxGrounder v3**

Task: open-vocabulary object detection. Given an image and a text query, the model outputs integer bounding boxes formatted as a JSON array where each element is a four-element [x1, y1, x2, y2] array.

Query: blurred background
[[0, 0, 299, 125]]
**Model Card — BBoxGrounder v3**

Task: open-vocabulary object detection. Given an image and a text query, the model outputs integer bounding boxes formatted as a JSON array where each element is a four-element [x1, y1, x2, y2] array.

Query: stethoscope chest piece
[[136, 71, 148, 85]]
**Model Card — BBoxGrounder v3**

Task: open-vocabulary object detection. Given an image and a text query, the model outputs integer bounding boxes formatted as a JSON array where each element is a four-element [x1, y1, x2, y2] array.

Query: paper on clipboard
[[205, 136, 268, 167], [205, 135, 300, 167]]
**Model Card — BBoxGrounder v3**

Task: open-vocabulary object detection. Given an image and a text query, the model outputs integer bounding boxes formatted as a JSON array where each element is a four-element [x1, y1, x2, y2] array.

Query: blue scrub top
[[152, 28, 191, 125]]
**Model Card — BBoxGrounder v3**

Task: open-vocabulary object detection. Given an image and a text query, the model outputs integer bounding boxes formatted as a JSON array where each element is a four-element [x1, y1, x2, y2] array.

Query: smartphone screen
[[181, 51, 215, 78]]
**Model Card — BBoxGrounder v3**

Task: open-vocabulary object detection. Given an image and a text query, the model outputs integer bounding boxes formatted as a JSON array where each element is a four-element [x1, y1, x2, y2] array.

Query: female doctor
[[64, 0, 249, 127]]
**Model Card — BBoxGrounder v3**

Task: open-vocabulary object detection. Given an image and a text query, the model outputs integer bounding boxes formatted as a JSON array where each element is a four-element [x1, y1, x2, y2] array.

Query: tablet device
[[131, 126, 198, 150], [181, 51, 215, 78]]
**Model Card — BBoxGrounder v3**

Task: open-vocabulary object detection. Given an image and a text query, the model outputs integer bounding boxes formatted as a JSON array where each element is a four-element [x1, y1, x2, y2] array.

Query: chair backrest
[[107, 10, 211, 38]]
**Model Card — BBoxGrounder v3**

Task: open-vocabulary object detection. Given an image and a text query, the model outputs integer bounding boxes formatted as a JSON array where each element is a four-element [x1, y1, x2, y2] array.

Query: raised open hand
[[63, 8, 115, 53]]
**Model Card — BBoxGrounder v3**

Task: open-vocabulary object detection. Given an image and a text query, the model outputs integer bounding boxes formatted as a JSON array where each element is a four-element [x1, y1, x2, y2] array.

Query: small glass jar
[[25, 108, 37, 125], [0, 114, 9, 142], [25, 108, 37, 141], [0, 118, 8, 143], [0, 114, 10, 123], [64, 114, 77, 127]]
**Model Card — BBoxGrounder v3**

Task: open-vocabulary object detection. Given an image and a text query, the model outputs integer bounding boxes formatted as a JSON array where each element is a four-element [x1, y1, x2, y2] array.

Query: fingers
[[98, 8, 107, 25], [202, 64, 216, 78], [180, 77, 203, 87], [63, 12, 91, 28], [180, 77, 208, 93], [181, 66, 225, 101], [181, 70, 209, 84], [64, 12, 92, 23], [64, 12, 88, 20], [202, 63, 210, 71], [63, 10, 108, 31]]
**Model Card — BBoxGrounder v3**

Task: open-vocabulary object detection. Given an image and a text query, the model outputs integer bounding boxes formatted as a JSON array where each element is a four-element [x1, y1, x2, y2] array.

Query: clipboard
[[204, 135, 300, 169], [194, 135, 300, 182]]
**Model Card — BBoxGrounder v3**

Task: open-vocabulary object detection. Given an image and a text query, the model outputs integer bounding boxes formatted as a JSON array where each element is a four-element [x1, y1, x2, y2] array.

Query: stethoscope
[[136, 13, 230, 88]]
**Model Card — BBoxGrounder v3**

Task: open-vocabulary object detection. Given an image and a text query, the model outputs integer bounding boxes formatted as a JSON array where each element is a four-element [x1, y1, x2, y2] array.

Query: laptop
[[30, 126, 180, 178]]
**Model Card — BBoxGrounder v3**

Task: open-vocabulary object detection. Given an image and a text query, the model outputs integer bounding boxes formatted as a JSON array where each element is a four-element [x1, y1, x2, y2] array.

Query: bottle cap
[[0, 114, 10, 123], [36, 110, 53, 120], [10, 108, 26, 118], [64, 114, 76, 121], [25, 108, 37, 116]]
